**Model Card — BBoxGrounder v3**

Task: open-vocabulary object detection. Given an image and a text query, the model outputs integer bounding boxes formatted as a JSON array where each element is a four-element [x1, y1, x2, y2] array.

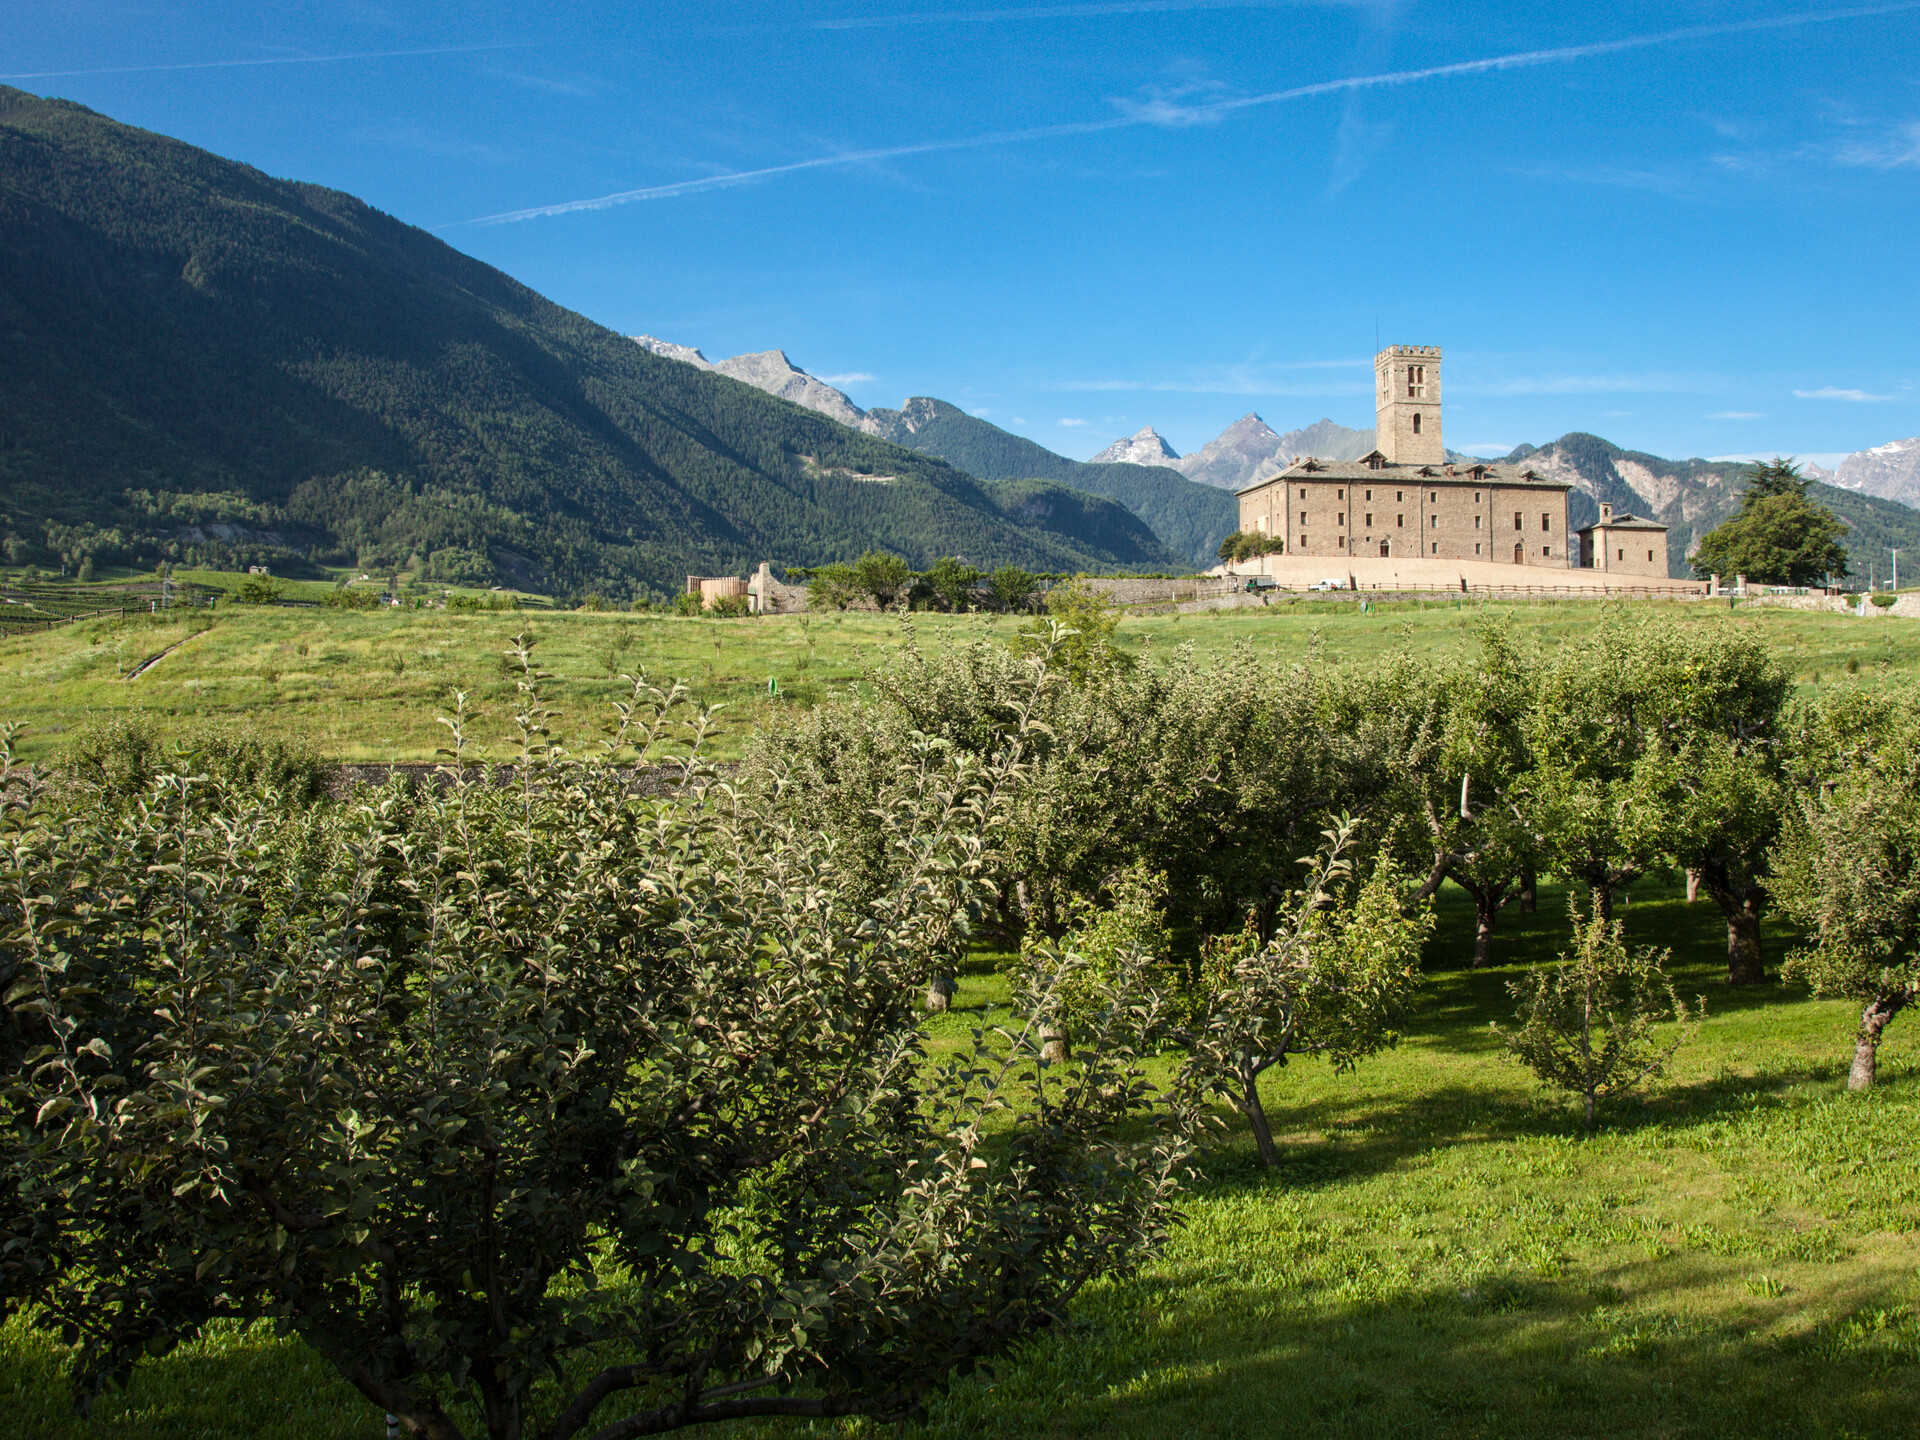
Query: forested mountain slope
[[0, 87, 1174, 593], [862, 398, 1236, 563], [1509, 433, 1920, 580]]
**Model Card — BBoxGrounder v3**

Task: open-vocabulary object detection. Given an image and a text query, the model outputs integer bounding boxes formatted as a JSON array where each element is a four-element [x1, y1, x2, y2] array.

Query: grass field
[[6, 575, 1919, 1438], [3, 881, 1915, 1440], [6, 577, 1920, 764]]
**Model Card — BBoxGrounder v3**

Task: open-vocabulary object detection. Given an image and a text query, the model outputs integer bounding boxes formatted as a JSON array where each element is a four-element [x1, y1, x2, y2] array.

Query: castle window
[[1337, 489, 1344, 499], [1365, 513, 1373, 527], [1513, 511, 1523, 531], [1430, 516, 1437, 529], [1407, 364, 1425, 398], [1396, 491, 1404, 502], [1365, 490, 1373, 501], [1618, 548, 1625, 561], [1299, 488, 1307, 499], [1337, 513, 1345, 526], [1431, 491, 1438, 503], [1475, 516, 1482, 529], [1397, 514, 1404, 527], [1648, 549, 1655, 562], [1475, 543, 1482, 555], [1412, 413, 1422, 434], [1431, 542, 1438, 554], [1543, 546, 1552, 558], [1542, 513, 1552, 532], [1474, 491, 1481, 502], [1300, 511, 1308, 525]]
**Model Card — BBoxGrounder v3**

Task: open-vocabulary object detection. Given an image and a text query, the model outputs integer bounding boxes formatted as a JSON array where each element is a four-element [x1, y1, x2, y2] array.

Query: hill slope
[[0, 88, 1175, 593], [1507, 433, 1920, 580], [861, 398, 1235, 564]]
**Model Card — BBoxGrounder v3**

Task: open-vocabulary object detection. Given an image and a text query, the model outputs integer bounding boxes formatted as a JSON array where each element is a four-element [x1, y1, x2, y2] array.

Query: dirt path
[[124, 631, 200, 681]]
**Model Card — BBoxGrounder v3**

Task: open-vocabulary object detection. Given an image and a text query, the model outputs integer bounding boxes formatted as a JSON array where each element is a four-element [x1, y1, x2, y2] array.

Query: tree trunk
[[1848, 993, 1907, 1091], [1699, 865, 1768, 986], [1039, 1022, 1070, 1064], [1519, 868, 1537, 914], [1685, 868, 1700, 903], [925, 975, 955, 1013], [1239, 1066, 1281, 1168], [1591, 883, 1613, 923], [1473, 900, 1497, 968], [1726, 908, 1765, 987]]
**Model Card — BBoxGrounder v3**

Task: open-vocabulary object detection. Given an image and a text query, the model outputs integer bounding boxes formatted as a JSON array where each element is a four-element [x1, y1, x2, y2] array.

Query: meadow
[[4, 577, 1919, 1440], [5, 580, 1919, 765], [3, 881, 1914, 1440]]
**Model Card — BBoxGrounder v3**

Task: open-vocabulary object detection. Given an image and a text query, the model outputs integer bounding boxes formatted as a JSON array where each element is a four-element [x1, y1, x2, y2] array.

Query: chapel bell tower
[[1375, 345, 1443, 464]]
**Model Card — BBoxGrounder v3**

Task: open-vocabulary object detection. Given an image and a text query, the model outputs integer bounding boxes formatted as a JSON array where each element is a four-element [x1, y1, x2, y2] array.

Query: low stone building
[[1236, 345, 1573, 569], [1577, 503, 1670, 579]]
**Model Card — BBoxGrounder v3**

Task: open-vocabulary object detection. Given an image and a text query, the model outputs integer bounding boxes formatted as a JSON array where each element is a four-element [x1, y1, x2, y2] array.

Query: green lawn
[[6, 881, 1915, 1440], [6, 579, 1920, 765]]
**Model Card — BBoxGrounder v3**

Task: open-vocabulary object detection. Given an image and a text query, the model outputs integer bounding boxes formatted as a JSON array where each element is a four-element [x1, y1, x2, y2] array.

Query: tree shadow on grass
[[1186, 1052, 1916, 1201], [934, 1253, 1920, 1440]]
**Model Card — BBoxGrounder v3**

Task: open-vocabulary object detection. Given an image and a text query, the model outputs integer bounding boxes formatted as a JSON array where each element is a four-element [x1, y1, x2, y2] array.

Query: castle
[[1236, 346, 1580, 568]]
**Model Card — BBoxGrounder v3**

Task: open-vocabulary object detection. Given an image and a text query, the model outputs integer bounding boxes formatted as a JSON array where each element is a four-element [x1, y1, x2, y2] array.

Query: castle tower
[[1375, 345, 1443, 464]]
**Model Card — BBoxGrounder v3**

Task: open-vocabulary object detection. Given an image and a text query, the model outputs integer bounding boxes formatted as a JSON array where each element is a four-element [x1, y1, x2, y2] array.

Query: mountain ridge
[[0, 87, 1179, 591], [631, 342, 1236, 564]]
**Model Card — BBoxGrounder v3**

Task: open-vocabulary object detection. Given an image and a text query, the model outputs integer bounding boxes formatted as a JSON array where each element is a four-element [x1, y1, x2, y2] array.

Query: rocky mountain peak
[[1089, 426, 1181, 467], [631, 335, 712, 369], [1837, 437, 1920, 507], [710, 350, 866, 428]]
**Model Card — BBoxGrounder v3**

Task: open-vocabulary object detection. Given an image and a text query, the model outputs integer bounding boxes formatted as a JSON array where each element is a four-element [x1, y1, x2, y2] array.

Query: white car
[[1308, 578, 1347, 592]]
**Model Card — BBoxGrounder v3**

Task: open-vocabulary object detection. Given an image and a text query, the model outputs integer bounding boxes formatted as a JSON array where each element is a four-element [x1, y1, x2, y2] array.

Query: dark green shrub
[[60, 712, 327, 804]]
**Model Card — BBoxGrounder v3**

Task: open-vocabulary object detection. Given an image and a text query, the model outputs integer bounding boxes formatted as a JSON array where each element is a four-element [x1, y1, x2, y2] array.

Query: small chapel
[[1236, 346, 1574, 567]]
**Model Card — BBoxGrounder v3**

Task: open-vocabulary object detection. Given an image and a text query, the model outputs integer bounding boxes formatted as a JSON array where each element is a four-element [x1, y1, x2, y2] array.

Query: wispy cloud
[[1049, 357, 1370, 396], [1709, 410, 1765, 419], [486, 67, 599, 98], [1826, 118, 1920, 168], [1795, 386, 1895, 400], [810, 2, 1380, 31], [1058, 417, 1088, 427], [1464, 372, 1719, 397], [0, 41, 536, 81], [819, 371, 876, 385], [450, 3, 1920, 226]]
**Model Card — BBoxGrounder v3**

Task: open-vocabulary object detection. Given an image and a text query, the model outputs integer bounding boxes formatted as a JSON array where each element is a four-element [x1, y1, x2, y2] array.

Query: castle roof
[[1236, 455, 1572, 496], [1577, 512, 1668, 533]]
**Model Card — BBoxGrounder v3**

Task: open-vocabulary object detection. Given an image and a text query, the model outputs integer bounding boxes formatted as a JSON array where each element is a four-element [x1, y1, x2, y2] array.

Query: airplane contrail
[[0, 42, 539, 82], [812, 1, 1315, 28], [451, 1, 1920, 227]]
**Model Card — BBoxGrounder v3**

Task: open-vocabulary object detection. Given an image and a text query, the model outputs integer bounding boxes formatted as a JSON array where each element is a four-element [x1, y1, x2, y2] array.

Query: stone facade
[[1237, 463, 1570, 566], [1235, 345, 1572, 568], [1577, 503, 1670, 579], [1375, 345, 1444, 464]]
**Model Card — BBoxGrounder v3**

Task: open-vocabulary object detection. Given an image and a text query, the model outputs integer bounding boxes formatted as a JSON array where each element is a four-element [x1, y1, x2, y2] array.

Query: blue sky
[[8, 1, 1919, 465]]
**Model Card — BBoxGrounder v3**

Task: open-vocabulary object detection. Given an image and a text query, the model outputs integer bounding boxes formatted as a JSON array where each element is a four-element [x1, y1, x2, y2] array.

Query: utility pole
[[1894, 548, 1901, 593]]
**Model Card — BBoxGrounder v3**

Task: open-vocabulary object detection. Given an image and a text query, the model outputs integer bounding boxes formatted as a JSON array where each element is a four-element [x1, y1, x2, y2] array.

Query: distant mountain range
[[643, 337, 1920, 581], [0, 87, 1184, 595], [1088, 416, 1379, 489], [1500, 434, 1920, 581], [12, 86, 1906, 593], [1832, 437, 1920, 509], [631, 342, 1236, 564]]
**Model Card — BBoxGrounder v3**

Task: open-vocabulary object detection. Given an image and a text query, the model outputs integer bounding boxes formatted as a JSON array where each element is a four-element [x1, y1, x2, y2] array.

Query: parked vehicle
[[1243, 575, 1278, 592], [1308, 578, 1348, 592]]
